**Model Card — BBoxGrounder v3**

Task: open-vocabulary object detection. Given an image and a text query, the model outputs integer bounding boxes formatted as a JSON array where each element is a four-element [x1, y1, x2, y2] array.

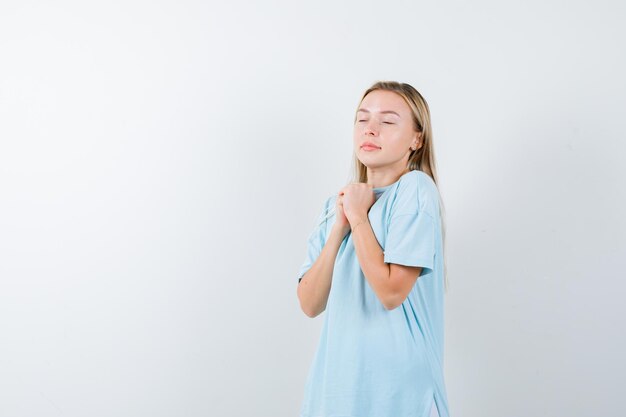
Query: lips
[[361, 142, 381, 149]]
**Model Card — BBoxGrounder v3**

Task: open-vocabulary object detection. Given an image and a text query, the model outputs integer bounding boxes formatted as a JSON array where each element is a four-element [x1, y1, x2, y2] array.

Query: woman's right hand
[[332, 193, 351, 237]]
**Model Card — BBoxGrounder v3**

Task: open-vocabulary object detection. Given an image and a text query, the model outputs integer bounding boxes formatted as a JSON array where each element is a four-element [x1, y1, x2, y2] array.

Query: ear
[[412, 132, 423, 149]]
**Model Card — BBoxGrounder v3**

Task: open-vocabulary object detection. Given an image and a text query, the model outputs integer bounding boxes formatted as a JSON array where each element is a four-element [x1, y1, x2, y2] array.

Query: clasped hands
[[334, 183, 376, 234]]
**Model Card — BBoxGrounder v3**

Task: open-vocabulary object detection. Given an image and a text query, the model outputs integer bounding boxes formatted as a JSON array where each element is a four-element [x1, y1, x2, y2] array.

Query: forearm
[[349, 216, 392, 306], [297, 225, 347, 318]]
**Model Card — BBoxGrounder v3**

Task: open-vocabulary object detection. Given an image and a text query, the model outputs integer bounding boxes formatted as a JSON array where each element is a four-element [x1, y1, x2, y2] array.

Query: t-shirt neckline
[[372, 170, 414, 193]]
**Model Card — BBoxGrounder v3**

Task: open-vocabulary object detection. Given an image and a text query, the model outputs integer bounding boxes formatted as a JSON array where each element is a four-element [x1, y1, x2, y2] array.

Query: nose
[[364, 119, 378, 136]]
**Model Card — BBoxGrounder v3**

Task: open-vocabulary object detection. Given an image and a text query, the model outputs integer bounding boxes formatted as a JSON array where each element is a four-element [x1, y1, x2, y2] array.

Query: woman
[[296, 81, 450, 417]]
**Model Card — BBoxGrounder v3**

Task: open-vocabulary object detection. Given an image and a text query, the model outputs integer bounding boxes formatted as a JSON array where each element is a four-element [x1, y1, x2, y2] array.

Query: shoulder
[[402, 169, 437, 191], [322, 194, 337, 221], [395, 170, 440, 218], [325, 193, 337, 208], [396, 170, 436, 194]]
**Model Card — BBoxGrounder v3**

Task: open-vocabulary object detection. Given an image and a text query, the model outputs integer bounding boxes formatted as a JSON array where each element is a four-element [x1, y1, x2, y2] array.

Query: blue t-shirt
[[297, 170, 450, 417]]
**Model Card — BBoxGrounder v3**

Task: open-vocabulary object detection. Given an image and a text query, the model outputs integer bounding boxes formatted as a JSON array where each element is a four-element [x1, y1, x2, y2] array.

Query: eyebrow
[[357, 108, 401, 117]]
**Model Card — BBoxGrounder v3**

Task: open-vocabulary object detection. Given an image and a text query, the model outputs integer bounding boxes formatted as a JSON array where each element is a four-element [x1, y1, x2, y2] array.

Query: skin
[[337, 90, 425, 310], [297, 89, 425, 316]]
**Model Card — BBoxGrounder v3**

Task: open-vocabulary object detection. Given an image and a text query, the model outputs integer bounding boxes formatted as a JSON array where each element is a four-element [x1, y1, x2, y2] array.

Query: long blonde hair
[[351, 81, 449, 293]]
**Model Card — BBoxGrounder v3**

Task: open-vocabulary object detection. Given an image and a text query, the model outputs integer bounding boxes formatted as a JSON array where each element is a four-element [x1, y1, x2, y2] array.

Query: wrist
[[331, 222, 351, 236], [349, 217, 369, 232], [346, 210, 368, 225]]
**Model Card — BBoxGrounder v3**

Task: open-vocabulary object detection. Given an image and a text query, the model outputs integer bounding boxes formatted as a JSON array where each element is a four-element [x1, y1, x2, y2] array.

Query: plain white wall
[[1, 1, 624, 416]]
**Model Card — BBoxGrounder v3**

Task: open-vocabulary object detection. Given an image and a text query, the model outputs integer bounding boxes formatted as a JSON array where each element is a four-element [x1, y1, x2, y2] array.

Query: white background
[[1, 1, 625, 416]]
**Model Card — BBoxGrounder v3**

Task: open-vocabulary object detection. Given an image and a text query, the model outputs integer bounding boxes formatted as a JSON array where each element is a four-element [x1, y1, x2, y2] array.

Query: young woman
[[296, 81, 450, 417]]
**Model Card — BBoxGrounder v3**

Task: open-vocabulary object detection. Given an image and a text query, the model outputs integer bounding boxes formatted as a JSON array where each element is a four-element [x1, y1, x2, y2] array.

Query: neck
[[366, 167, 410, 188]]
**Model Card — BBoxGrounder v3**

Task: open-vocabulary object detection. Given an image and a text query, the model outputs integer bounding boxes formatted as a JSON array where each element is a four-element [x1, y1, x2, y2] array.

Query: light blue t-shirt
[[297, 170, 450, 417]]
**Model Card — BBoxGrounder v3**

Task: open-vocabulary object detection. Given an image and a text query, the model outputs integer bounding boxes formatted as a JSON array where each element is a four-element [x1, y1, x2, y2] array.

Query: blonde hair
[[351, 81, 449, 293]]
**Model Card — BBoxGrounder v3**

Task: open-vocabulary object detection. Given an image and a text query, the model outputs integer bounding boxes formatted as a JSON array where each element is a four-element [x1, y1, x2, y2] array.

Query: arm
[[297, 224, 348, 318], [350, 216, 422, 310]]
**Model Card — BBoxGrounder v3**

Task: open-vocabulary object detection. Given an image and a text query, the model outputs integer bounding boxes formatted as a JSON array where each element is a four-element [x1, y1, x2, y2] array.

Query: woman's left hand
[[338, 183, 375, 226]]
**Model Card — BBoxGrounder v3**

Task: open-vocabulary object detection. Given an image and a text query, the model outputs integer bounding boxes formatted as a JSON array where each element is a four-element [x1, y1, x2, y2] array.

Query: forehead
[[358, 90, 409, 115]]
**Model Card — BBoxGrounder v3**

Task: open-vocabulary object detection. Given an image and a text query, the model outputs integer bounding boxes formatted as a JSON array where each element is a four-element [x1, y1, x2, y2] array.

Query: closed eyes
[[357, 120, 395, 124]]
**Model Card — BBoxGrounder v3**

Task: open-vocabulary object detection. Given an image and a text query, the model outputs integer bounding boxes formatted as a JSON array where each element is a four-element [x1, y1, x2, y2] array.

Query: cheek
[[387, 136, 410, 153]]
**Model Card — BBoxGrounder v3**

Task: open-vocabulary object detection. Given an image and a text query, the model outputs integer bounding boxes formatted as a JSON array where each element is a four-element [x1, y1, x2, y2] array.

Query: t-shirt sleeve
[[383, 209, 436, 276], [296, 196, 332, 284]]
